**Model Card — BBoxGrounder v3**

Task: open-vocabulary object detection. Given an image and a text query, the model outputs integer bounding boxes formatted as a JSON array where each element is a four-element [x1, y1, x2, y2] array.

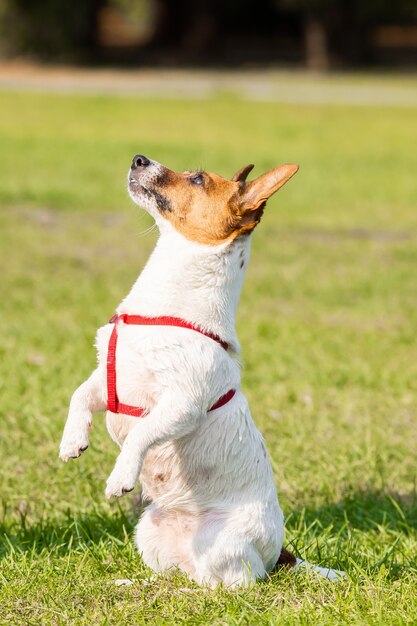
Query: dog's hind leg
[[59, 367, 106, 461], [134, 506, 266, 589], [134, 506, 197, 578], [194, 538, 266, 589], [191, 519, 268, 589]]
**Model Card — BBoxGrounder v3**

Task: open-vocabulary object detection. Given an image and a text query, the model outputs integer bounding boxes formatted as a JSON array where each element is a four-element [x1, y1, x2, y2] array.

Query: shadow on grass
[[0, 504, 137, 559], [286, 489, 417, 535], [1, 490, 416, 579], [284, 489, 417, 579]]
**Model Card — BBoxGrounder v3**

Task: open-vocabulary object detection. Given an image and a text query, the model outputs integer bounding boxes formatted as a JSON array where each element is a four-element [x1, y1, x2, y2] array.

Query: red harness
[[106, 313, 236, 417]]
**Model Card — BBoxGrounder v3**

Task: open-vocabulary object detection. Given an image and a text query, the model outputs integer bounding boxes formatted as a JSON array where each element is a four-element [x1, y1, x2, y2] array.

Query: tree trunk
[[304, 14, 329, 70]]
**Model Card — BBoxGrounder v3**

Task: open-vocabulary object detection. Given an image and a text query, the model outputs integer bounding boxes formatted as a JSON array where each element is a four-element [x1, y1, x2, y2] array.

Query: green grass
[[0, 86, 416, 624]]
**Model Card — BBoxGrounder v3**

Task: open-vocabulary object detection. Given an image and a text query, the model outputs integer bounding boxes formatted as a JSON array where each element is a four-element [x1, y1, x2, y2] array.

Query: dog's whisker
[[132, 223, 158, 238]]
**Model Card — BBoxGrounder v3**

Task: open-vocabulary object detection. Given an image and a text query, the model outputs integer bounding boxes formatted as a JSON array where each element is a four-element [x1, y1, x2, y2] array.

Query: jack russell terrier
[[59, 155, 344, 587]]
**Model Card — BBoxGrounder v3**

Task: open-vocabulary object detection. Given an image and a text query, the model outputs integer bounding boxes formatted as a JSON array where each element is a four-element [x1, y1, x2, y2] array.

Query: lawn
[[0, 85, 416, 625]]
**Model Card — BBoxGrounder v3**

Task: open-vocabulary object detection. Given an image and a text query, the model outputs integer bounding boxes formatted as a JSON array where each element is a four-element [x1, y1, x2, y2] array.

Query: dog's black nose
[[132, 154, 150, 169]]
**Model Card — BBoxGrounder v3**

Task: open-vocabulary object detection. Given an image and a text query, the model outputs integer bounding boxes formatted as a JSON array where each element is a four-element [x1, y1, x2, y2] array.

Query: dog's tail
[[274, 547, 345, 581], [275, 547, 297, 569]]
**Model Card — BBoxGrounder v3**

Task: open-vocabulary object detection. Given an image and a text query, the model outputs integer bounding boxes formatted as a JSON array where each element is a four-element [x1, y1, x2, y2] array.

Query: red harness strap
[[106, 313, 236, 417]]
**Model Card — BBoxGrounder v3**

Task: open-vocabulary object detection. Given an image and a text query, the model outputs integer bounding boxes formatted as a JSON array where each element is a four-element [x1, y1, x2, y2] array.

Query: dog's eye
[[189, 173, 204, 186]]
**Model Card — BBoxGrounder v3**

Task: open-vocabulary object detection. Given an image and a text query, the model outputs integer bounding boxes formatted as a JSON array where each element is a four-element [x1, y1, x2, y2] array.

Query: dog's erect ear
[[233, 163, 299, 235], [232, 163, 255, 182], [239, 163, 299, 211]]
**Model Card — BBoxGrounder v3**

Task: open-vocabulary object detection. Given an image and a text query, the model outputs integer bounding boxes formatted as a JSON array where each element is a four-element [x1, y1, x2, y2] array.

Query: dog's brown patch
[[274, 547, 297, 569], [232, 163, 255, 182], [155, 170, 244, 245], [148, 163, 299, 246]]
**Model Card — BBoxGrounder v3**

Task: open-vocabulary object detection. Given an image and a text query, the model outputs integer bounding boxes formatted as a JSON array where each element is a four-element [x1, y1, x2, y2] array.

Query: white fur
[[59, 158, 344, 587], [295, 559, 346, 581]]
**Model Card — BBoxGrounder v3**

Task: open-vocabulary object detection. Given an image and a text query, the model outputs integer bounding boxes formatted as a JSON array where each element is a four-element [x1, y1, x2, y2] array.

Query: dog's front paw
[[59, 425, 90, 462], [105, 467, 137, 499]]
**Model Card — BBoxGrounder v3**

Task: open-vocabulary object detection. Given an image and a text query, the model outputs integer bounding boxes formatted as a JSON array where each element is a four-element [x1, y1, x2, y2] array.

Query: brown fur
[[274, 547, 297, 570], [232, 163, 255, 182], [146, 163, 299, 246]]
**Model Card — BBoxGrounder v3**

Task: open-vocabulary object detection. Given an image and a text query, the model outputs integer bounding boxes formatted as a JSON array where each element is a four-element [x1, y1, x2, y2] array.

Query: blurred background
[[1, 0, 417, 69]]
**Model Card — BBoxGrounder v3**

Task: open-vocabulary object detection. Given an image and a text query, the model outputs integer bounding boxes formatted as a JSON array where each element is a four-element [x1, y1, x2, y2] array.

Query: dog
[[59, 155, 344, 587]]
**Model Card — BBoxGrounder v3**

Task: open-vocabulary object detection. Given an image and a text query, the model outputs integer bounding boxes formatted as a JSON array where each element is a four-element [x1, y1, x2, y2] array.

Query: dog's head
[[128, 155, 298, 246]]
